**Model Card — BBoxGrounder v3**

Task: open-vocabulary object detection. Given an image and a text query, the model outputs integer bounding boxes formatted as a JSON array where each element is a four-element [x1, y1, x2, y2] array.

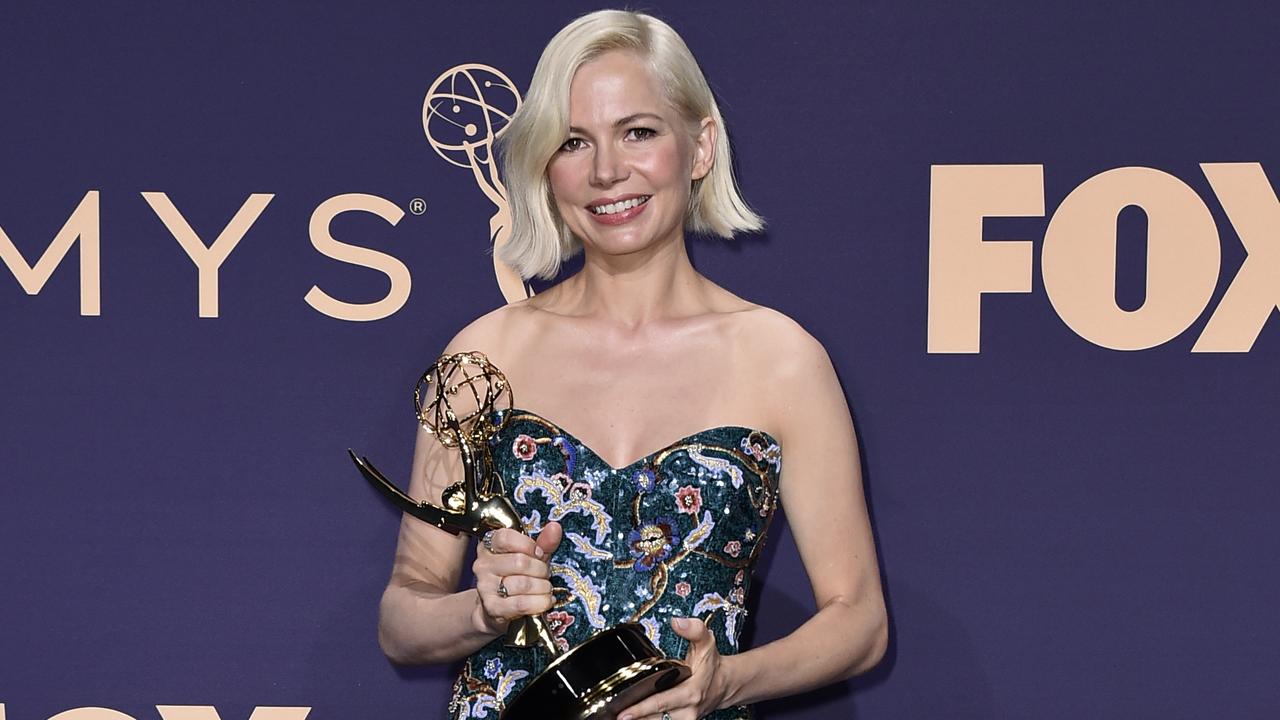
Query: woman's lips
[[588, 197, 649, 226]]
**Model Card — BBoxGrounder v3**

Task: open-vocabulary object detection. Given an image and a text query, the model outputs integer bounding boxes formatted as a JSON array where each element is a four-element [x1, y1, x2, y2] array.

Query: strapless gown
[[447, 408, 782, 720]]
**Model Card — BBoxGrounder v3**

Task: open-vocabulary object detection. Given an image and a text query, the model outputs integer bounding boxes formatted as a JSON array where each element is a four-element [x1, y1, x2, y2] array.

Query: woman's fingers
[[510, 591, 554, 616], [482, 528, 542, 557], [474, 524, 564, 626], [617, 618, 723, 720], [615, 684, 697, 720], [473, 550, 556, 624], [495, 574, 552, 597], [477, 574, 554, 617], [478, 550, 551, 579]]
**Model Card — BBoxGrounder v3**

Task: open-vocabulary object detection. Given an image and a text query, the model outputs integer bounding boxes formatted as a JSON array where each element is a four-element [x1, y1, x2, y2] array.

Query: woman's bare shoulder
[[733, 305, 848, 448], [734, 304, 830, 370], [442, 300, 544, 366], [704, 284, 823, 350]]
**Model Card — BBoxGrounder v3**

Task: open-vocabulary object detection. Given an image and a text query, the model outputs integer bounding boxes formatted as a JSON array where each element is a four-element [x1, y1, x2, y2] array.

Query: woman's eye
[[627, 127, 657, 141], [559, 137, 585, 152]]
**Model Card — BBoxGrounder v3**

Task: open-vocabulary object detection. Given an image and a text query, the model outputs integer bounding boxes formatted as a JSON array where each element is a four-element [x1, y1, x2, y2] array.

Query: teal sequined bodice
[[448, 409, 782, 720]]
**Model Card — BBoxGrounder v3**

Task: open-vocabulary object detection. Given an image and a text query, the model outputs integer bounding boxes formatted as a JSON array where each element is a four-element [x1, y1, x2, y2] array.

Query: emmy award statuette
[[349, 351, 690, 719]]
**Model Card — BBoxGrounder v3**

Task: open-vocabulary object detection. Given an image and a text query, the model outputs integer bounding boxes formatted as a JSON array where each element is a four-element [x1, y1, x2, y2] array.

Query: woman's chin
[[579, 226, 685, 263], [584, 239, 674, 265]]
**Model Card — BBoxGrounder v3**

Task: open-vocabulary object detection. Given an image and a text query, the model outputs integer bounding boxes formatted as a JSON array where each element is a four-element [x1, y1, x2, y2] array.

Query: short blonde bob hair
[[496, 9, 764, 280]]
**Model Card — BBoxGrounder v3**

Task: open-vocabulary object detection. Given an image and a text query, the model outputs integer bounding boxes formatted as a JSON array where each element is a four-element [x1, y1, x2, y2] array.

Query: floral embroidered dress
[[448, 409, 782, 720]]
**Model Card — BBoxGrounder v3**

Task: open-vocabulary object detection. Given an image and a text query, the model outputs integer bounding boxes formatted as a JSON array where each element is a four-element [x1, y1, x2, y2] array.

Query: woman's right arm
[[377, 421, 499, 664], [377, 321, 560, 664]]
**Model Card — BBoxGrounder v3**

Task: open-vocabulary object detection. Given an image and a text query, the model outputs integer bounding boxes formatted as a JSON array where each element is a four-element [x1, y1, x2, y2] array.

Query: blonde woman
[[378, 10, 887, 720]]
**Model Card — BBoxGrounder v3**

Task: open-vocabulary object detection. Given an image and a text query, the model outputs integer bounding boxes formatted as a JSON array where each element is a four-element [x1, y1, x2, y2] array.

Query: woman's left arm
[[619, 322, 888, 719], [718, 326, 888, 703]]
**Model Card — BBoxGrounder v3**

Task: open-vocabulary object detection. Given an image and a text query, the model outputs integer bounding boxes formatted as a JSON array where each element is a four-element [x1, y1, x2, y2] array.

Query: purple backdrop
[[3, 2, 1278, 718]]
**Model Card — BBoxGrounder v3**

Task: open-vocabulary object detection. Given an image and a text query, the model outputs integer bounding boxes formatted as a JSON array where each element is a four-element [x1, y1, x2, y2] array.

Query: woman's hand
[[617, 617, 730, 720], [470, 522, 563, 635]]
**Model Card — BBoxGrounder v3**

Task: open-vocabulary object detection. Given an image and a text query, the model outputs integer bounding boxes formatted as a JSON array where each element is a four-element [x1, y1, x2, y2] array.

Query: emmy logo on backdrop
[[423, 65, 531, 303], [349, 352, 689, 719]]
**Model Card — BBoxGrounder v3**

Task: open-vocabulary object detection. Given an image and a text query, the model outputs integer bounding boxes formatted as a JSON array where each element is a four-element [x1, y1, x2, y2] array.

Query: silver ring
[[482, 530, 496, 553], [497, 579, 509, 599], [662, 713, 671, 720]]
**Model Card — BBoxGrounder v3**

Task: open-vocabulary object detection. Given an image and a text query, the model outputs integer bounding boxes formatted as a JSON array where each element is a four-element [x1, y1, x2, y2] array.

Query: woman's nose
[[590, 144, 627, 187]]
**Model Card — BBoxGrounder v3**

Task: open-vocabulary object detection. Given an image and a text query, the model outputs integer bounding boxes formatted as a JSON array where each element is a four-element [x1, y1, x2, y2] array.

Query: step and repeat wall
[[3, 2, 1277, 719]]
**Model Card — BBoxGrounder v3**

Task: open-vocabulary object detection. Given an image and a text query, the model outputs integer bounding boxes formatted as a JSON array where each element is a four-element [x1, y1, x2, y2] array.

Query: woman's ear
[[691, 117, 717, 181]]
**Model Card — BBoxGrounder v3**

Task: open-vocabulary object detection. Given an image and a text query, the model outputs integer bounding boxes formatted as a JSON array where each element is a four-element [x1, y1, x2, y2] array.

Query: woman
[[378, 10, 887, 720]]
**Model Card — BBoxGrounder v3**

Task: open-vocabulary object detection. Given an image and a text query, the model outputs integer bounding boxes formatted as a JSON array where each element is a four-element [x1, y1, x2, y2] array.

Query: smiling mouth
[[589, 195, 652, 216]]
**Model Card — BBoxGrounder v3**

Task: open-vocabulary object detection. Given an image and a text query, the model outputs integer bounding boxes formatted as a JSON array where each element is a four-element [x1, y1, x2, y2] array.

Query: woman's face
[[547, 50, 714, 262]]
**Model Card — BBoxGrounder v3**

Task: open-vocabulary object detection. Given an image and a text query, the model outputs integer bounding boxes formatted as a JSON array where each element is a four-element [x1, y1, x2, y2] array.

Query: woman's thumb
[[534, 521, 563, 558], [671, 616, 709, 642]]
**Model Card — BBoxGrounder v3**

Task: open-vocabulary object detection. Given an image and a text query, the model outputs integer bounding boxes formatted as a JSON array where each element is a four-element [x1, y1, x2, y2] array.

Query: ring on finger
[[497, 578, 509, 599], [482, 530, 497, 553], [662, 712, 671, 720]]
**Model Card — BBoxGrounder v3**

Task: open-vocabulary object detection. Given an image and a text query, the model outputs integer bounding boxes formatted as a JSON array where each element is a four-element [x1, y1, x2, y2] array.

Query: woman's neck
[[555, 237, 708, 328]]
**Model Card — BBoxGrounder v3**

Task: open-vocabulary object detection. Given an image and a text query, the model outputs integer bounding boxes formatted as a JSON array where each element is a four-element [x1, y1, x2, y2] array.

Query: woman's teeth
[[590, 196, 650, 215]]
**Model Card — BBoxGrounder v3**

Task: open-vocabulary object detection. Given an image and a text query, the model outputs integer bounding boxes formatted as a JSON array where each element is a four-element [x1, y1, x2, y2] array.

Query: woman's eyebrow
[[567, 112, 666, 135], [613, 112, 665, 127]]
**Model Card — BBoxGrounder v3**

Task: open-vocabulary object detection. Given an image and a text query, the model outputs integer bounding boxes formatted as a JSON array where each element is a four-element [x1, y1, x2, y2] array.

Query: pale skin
[[378, 49, 888, 719]]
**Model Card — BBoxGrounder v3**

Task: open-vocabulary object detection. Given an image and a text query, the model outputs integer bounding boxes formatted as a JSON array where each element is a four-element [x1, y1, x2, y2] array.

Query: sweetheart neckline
[[499, 407, 781, 473]]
